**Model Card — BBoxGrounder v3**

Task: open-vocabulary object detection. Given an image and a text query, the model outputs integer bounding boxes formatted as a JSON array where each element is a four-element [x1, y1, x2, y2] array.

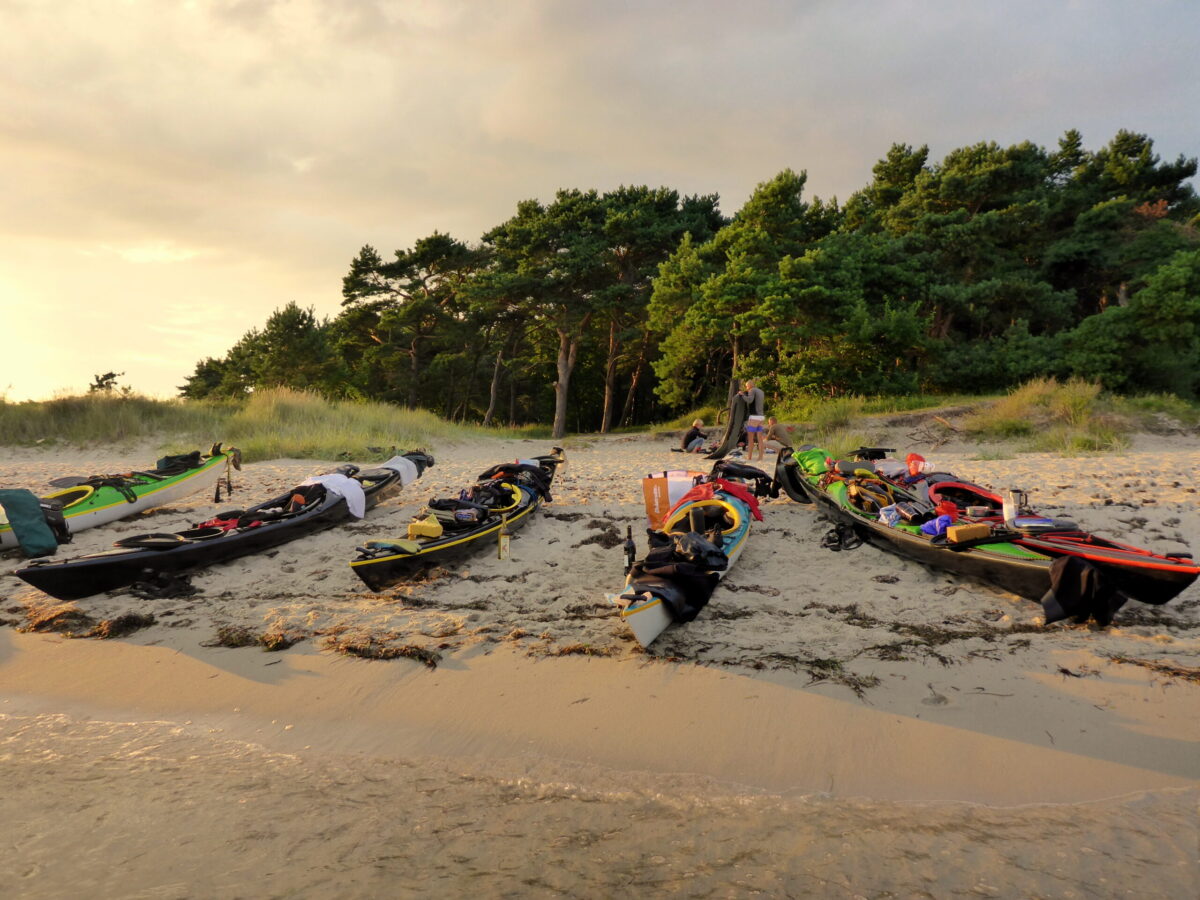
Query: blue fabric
[[920, 514, 953, 537]]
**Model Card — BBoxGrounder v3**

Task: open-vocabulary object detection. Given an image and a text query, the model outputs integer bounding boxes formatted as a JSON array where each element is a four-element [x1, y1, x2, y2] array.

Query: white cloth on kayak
[[298, 473, 367, 518], [379, 455, 420, 486]]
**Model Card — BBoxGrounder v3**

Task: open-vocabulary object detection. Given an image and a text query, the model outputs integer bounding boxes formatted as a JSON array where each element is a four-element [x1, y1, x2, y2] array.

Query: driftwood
[[905, 413, 962, 449]]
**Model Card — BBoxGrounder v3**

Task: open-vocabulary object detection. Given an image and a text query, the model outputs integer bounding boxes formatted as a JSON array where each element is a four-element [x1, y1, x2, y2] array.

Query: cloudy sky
[[1, 0, 1196, 400]]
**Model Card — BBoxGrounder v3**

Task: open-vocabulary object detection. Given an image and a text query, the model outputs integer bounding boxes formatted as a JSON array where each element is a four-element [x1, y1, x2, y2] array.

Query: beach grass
[[773, 392, 982, 424], [0, 388, 550, 462], [1111, 392, 1200, 431], [5, 381, 1196, 462], [963, 378, 1148, 452]]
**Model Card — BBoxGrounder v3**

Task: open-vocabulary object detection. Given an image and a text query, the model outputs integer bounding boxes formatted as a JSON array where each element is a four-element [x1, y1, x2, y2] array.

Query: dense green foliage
[[181, 131, 1200, 434]]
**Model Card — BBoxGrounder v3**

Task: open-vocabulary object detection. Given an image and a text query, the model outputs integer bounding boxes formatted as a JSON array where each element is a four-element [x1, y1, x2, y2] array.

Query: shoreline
[[2, 628, 1197, 805]]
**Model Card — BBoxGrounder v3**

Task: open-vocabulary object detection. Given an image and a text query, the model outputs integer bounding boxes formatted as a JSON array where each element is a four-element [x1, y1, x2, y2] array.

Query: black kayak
[[705, 394, 750, 460], [774, 446, 1199, 611], [16, 453, 433, 601], [349, 449, 565, 591]]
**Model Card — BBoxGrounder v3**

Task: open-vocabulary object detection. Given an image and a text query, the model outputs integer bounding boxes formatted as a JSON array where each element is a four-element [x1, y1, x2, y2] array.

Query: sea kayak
[[349, 449, 565, 591], [774, 446, 1198, 609], [16, 453, 433, 601], [1, 443, 240, 550], [615, 460, 774, 647]]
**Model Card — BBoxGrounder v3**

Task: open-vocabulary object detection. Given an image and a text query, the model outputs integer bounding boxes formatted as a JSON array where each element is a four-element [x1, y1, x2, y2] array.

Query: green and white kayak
[[0, 443, 240, 550]]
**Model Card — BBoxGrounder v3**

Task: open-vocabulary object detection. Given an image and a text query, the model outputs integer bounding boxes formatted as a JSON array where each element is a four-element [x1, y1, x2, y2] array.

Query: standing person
[[680, 419, 706, 453], [738, 379, 766, 461]]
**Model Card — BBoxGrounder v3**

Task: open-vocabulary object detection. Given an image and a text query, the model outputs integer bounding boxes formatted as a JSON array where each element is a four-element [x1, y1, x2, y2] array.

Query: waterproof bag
[[641, 470, 704, 529]]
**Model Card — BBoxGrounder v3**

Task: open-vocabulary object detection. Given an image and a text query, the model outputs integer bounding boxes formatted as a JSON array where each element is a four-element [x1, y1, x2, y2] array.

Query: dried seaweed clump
[[205, 625, 260, 648], [259, 630, 302, 652], [21, 605, 96, 636], [202, 624, 305, 651], [1107, 655, 1200, 684], [548, 643, 620, 658], [91, 613, 156, 639], [324, 634, 442, 668]]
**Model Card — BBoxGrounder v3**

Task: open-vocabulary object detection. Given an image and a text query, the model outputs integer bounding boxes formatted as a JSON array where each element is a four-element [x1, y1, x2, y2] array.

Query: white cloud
[[82, 241, 208, 264], [0, 0, 1196, 399]]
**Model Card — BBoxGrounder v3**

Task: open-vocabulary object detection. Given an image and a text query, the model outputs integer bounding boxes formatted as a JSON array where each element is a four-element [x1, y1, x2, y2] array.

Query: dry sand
[[1, 429, 1198, 897]]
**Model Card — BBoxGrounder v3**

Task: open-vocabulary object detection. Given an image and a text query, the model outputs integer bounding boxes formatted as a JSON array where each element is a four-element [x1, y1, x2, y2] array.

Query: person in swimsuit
[[738, 380, 766, 461]]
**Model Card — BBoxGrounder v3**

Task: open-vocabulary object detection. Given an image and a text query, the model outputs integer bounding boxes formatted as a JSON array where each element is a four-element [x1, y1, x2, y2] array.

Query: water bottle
[[1003, 490, 1020, 528]]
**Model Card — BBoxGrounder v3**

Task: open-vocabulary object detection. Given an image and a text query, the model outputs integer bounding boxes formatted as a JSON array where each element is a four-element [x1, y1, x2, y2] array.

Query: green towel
[[0, 489, 60, 557]]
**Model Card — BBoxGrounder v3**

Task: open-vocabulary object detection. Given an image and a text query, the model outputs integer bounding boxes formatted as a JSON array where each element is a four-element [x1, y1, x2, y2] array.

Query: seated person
[[764, 416, 793, 453], [680, 419, 707, 453]]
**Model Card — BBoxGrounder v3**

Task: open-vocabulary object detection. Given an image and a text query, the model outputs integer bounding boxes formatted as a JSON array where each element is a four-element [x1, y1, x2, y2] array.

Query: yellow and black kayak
[[350, 449, 564, 591], [0, 444, 240, 551]]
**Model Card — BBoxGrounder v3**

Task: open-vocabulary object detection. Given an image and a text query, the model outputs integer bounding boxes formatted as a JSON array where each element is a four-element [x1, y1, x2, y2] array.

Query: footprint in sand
[[922, 683, 950, 706]]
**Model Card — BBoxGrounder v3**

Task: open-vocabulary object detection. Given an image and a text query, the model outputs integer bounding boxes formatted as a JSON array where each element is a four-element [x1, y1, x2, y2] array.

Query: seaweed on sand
[[1106, 655, 1200, 684], [205, 625, 260, 648], [91, 613, 156, 639], [201, 624, 305, 651], [324, 634, 442, 668], [546, 642, 620, 658], [21, 605, 96, 636]]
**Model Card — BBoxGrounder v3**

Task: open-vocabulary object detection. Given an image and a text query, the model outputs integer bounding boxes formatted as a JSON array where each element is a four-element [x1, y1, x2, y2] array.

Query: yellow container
[[407, 515, 444, 540], [947, 523, 992, 543]]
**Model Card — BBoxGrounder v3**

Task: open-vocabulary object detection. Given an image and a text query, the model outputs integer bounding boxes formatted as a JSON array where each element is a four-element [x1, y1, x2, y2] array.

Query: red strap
[[665, 482, 715, 520], [196, 516, 259, 532], [713, 479, 763, 521], [664, 479, 763, 523]]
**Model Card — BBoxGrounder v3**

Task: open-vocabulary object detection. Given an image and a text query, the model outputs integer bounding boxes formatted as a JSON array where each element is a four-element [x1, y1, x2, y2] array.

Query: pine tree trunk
[[459, 338, 487, 422], [619, 330, 652, 427], [407, 340, 420, 409], [483, 348, 504, 427], [600, 318, 620, 434], [726, 333, 740, 406], [552, 329, 577, 440]]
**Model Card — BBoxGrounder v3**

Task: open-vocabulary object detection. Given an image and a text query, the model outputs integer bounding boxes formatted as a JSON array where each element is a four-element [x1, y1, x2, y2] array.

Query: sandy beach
[[2, 428, 1198, 897]]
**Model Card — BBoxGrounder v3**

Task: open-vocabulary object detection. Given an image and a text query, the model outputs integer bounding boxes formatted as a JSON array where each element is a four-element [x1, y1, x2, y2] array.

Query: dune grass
[[962, 378, 1200, 453], [773, 392, 982, 424], [6, 381, 1196, 463], [0, 388, 550, 462], [669, 379, 1197, 459], [963, 378, 1135, 452], [1110, 392, 1200, 431]]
